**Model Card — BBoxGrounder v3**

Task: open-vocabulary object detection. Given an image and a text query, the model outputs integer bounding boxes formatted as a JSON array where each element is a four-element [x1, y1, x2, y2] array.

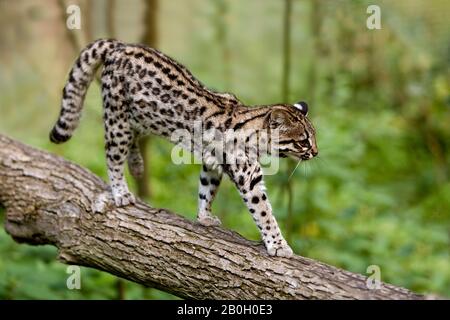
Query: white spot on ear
[[294, 103, 304, 111], [294, 101, 309, 115]]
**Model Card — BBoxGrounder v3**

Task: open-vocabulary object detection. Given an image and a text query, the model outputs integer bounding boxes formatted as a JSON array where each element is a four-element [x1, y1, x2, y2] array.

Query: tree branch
[[0, 134, 425, 299]]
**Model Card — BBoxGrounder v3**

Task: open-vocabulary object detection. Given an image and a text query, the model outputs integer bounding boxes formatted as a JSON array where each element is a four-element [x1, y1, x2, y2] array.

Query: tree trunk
[[136, 0, 160, 200], [106, 0, 116, 39], [0, 134, 426, 300], [281, 0, 296, 243]]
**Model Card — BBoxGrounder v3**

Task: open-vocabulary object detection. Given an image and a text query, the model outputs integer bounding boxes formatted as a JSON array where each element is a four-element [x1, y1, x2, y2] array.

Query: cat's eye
[[298, 139, 310, 148], [293, 142, 303, 149]]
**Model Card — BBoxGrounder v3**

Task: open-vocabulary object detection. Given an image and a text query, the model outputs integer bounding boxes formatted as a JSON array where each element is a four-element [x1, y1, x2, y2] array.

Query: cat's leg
[[128, 139, 144, 178], [104, 119, 135, 206], [105, 127, 135, 206], [197, 165, 223, 226], [103, 80, 135, 207], [227, 162, 293, 257]]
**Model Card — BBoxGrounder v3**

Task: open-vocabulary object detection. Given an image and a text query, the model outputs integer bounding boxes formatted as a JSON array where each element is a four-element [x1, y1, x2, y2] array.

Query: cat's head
[[266, 101, 318, 160]]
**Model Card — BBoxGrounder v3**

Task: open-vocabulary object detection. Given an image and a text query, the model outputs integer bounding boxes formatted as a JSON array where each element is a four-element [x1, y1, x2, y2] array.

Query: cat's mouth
[[282, 151, 313, 161], [279, 151, 303, 160]]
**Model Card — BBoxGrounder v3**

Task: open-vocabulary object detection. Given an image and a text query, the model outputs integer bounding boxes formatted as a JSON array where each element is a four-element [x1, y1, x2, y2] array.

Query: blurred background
[[0, 0, 449, 299]]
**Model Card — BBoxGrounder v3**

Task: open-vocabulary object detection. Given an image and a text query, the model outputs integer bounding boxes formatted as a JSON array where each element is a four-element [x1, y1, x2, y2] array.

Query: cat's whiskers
[[315, 156, 328, 168], [302, 161, 308, 178], [288, 160, 302, 181], [309, 157, 320, 170]]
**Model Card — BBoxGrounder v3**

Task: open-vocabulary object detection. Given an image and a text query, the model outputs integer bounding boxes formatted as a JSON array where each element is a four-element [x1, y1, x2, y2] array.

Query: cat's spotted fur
[[50, 39, 318, 257]]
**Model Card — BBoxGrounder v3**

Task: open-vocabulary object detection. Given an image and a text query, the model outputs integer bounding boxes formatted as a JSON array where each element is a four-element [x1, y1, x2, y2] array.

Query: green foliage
[[0, 0, 449, 299]]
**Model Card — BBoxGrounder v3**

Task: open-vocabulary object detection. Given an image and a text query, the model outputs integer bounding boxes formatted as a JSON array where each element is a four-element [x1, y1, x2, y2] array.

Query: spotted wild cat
[[50, 39, 318, 257]]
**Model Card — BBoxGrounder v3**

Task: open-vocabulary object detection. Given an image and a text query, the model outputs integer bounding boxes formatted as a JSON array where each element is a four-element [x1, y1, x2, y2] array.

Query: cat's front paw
[[266, 240, 293, 258], [112, 189, 136, 207], [197, 215, 222, 227]]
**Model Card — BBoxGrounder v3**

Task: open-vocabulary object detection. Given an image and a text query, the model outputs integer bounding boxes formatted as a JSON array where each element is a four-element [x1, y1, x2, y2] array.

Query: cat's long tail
[[50, 39, 123, 143]]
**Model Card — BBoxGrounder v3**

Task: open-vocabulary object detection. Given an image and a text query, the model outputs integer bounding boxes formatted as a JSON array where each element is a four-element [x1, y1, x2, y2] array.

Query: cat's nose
[[311, 148, 318, 157]]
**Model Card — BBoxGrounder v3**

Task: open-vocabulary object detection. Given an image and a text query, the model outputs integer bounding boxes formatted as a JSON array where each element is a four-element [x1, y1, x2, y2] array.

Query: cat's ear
[[269, 108, 291, 129], [294, 101, 308, 116]]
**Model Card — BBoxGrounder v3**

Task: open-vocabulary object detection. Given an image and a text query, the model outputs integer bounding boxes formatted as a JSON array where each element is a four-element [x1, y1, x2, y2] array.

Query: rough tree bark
[[0, 134, 425, 300]]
